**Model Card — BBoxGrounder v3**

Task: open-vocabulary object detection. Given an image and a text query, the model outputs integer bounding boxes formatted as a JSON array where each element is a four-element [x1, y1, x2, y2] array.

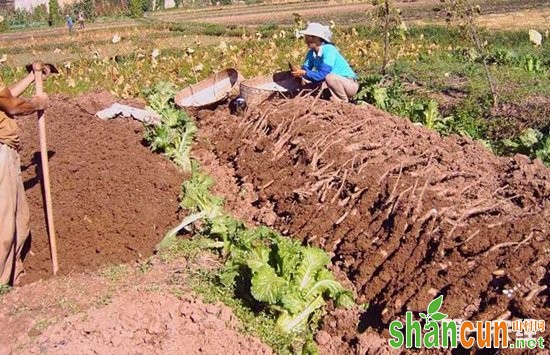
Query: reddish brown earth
[[0, 254, 272, 354], [197, 97, 550, 352], [16, 91, 183, 284], [1, 92, 272, 355], [5, 90, 548, 354]]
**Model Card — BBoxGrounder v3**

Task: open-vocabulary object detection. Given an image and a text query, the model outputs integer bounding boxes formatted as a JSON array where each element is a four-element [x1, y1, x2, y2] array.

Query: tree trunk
[[382, 0, 390, 74], [472, 29, 498, 108]]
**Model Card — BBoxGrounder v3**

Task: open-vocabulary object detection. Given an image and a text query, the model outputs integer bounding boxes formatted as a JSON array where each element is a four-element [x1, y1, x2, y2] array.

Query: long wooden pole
[[34, 69, 59, 275]]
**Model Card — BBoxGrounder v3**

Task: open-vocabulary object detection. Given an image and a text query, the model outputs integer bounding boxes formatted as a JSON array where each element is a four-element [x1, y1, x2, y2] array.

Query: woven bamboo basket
[[174, 68, 243, 109], [240, 71, 302, 107]]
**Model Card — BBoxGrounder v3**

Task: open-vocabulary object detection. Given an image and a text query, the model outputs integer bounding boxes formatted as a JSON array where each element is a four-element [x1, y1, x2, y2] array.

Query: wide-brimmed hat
[[298, 22, 333, 43]]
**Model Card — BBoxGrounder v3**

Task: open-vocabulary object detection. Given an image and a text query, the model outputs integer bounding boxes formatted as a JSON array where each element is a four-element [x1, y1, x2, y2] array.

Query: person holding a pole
[[0, 62, 50, 286]]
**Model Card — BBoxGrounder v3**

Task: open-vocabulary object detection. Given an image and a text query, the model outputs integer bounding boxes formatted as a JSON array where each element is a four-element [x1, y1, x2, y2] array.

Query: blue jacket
[[302, 44, 357, 82]]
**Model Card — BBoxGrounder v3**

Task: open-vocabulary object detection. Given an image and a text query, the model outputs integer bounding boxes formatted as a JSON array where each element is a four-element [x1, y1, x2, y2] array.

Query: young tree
[[370, 0, 405, 74], [129, 0, 144, 17], [79, 0, 95, 21], [443, 0, 498, 108], [48, 0, 62, 26]]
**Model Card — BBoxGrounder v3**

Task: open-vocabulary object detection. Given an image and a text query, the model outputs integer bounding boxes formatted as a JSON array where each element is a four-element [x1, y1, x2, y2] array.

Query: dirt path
[[199, 98, 550, 352], [17, 91, 183, 284]]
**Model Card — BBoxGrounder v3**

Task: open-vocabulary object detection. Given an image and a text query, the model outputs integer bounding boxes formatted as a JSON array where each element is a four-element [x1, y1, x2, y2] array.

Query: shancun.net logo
[[389, 296, 546, 350]]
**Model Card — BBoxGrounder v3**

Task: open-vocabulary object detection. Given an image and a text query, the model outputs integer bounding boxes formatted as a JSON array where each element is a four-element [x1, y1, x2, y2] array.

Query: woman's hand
[[31, 61, 52, 80], [31, 61, 44, 72], [291, 68, 306, 78]]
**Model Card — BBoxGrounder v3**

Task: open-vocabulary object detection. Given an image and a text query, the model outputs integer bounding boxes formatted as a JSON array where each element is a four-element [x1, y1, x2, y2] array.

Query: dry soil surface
[[17, 91, 183, 284]]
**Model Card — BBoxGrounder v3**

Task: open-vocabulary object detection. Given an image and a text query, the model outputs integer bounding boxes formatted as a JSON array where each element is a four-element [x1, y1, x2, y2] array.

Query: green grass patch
[[0, 283, 11, 299], [99, 264, 129, 283]]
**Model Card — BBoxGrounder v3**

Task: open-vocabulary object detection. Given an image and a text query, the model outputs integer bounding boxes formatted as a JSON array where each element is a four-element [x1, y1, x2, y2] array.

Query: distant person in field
[[66, 14, 74, 34], [0, 62, 50, 286], [291, 22, 358, 102], [77, 11, 85, 30]]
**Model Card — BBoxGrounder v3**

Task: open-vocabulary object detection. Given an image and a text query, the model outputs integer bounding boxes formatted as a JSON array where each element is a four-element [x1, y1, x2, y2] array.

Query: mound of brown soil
[[198, 98, 549, 351], [16, 92, 182, 284]]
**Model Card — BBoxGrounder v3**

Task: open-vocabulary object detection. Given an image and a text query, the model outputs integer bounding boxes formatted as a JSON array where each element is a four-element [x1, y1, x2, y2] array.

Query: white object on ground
[[192, 63, 204, 72], [96, 103, 161, 125], [529, 30, 542, 46], [112, 34, 121, 44]]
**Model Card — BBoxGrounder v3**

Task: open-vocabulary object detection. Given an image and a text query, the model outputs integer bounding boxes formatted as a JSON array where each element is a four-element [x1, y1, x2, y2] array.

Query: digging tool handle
[[35, 69, 59, 275]]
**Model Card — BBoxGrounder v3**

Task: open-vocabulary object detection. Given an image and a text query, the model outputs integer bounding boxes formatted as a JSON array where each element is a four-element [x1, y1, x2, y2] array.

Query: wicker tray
[[174, 68, 243, 108], [240, 71, 302, 107]]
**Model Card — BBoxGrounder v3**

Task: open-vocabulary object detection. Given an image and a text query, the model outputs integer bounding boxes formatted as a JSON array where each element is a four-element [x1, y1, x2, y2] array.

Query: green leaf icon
[[427, 295, 444, 315], [419, 312, 427, 319], [430, 312, 448, 321]]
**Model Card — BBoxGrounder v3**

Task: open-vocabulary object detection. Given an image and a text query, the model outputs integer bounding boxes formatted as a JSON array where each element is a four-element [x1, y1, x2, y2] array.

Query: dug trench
[[16, 91, 183, 284], [197, 97, 550, 352]]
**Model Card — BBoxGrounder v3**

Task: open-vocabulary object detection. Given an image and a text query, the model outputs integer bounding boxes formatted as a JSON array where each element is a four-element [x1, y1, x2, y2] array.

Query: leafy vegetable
[[144, 80, 355, 352], [181, 161, 224, 216], [205, 217, 355, 335], [494, 128, 550, 166], [144, 82, 197, 171]]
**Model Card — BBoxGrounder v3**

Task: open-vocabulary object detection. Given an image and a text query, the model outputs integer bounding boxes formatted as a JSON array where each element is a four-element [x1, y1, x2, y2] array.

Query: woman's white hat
[[298, 22, 333, 43]]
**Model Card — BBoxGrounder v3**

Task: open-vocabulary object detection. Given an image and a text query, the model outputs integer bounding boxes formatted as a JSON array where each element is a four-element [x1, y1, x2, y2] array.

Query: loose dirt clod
[[198, 97, 550, 352], [17, 92, 183, 284]]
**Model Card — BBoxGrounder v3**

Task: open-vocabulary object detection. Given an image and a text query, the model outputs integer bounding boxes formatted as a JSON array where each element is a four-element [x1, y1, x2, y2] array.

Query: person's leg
[[13, 150, 30, 286], [0, 144, 18, 285], [325, 74, 359, 102], [341, 76, 359, 98]]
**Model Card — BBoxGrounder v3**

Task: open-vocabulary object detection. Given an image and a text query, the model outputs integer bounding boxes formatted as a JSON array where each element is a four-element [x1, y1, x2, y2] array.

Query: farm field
[[0, 0, 549, 354]]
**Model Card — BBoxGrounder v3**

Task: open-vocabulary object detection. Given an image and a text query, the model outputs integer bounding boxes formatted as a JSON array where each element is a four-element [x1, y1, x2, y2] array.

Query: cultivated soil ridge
[[198, 97, 549, 352]]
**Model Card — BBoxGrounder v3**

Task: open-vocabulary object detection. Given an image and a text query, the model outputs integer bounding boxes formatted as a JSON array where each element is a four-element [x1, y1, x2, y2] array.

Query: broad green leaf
[[280, 292, 305, 315], [251, 265, 286, 304], [305, 279, 342, 298], [296, 248, 330, 291], [419, 312, 427, 319], [238, 227, 271, 250], [276, 295, 326, 333], [219, 262, 240, 287], [519, 128, 542, 148], [373, 86, 388, 110], [305, 268, 344, 299], [335, 290, 355, 309], [423, 100, 440, 130], [501, 138, 519, 149], [246, 247, 270, 271], [302, 338, 320, 355], [273, 238, 302, 276], [427, 295, 444, 315]]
